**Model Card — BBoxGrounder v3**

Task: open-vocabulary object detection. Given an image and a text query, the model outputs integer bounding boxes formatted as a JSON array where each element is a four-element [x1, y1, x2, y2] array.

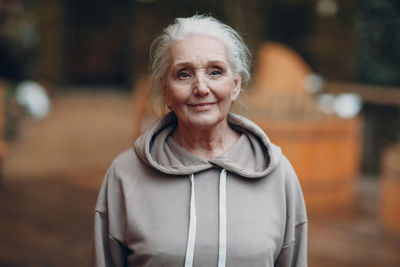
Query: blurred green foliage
[[356, 0, 400, 174], [356, 0, 400, 86]]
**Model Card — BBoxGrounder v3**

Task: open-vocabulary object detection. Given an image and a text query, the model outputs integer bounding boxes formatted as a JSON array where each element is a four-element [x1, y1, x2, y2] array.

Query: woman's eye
[[209, 69, 222, 76], [178, 72, 190, 79]]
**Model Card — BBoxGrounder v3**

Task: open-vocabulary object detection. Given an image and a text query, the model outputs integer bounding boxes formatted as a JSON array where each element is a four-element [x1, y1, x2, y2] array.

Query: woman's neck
[[172, 119, 240, 160]]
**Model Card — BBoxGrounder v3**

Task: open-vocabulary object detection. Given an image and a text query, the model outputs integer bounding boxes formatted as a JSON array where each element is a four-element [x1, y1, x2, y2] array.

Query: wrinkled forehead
[[168, 35, 232, 69]]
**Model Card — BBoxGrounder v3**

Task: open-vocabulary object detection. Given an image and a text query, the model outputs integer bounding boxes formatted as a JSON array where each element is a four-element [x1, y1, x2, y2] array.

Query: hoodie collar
[[134, 112, 282, 178]]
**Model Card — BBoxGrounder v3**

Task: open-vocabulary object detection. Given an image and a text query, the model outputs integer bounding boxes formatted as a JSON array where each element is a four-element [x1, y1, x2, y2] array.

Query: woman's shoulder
[[108, 145, 162, 180], [104, 147, 144, 181], [112, 147, 139, 166]]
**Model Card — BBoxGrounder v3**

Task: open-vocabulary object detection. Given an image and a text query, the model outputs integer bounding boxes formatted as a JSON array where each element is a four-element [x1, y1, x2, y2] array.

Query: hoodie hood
[[134, 112, 282, 178]]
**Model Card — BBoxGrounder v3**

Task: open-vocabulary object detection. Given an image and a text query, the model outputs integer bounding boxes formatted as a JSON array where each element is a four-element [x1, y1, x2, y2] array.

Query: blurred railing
[[325, 81, 400, 106]]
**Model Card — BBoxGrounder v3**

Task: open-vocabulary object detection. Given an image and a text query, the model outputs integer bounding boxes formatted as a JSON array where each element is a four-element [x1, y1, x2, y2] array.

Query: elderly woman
[[92, 15, 307, 267]]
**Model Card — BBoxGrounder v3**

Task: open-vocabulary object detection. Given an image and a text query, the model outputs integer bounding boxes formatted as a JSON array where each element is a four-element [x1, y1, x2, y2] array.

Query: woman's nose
[[193, 73, 210, 96]]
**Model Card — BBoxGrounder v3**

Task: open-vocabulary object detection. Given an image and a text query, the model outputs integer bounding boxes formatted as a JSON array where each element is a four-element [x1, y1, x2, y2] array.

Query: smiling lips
[[188, 102, 216, 111]]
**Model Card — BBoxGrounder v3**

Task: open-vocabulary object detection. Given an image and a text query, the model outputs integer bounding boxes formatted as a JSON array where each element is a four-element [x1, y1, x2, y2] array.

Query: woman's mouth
[[188, 102, 215, 111]]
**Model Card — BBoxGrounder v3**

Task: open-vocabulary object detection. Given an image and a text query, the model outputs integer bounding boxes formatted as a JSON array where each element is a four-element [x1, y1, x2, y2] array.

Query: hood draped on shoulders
[[134, 112, 282, 178]]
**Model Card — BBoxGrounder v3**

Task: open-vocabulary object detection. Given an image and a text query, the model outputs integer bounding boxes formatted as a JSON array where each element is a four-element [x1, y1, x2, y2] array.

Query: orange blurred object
[[380, 144, 400, 235], [256, 118, 362, 212], [252, 42, 312, 96], [247, 42, 363, 213]]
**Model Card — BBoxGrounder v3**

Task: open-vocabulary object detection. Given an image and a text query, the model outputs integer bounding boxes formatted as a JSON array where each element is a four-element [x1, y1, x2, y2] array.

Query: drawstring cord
[[184, 174, 197, 267], [184, 170, 227, 267], [218, 169, 227, 267]]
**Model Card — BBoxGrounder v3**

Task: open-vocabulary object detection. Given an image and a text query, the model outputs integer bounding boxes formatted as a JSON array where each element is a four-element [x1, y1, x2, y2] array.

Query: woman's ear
[[231, 75, 242, 101]]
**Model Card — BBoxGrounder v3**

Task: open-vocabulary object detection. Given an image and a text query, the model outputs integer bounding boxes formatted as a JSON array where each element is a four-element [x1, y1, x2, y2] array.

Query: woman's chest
[[123, 172, 286, 266]]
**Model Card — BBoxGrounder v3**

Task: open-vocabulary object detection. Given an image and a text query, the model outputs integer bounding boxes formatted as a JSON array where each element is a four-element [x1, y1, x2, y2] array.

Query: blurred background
[[0, 0, 400, 266]]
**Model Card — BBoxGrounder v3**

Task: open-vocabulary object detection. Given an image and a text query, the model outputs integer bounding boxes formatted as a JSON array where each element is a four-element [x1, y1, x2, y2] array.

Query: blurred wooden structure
[[325, 81, 400, 106], [256, 118, 362, 212], [380, 142, 400, 235], [247, 42, 363, 213]]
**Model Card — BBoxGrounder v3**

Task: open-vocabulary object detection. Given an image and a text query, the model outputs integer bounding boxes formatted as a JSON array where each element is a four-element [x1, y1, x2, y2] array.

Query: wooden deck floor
[[0, 91, 399, 266]]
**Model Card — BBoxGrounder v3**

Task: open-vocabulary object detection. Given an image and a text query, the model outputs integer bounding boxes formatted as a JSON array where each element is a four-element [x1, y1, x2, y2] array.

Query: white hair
[[149, 15, 251, 105]]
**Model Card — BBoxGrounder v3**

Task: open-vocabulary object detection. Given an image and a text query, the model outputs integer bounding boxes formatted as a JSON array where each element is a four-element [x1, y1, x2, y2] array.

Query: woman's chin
[[179, 112, 226, 130]]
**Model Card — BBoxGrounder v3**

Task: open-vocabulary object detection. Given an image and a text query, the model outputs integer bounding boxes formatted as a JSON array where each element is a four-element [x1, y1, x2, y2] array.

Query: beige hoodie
[[91, 112, 308, 267]]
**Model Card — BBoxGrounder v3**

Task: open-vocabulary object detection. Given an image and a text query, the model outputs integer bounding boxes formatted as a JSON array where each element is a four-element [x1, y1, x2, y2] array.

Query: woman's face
[[161, 35, 241, 130]]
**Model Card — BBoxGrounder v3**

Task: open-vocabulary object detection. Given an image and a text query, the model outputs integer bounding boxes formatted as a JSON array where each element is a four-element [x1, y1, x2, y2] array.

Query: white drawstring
[[218, 169, 227, 267], [184, 174, 197, 267], [184, 169, 227, 267]]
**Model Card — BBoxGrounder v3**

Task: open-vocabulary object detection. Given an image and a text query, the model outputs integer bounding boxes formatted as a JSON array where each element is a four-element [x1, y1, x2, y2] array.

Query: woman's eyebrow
[[171, 62, 192, 70], [170, 60, 227, 74], [207, 60, 226, 67], [172, 60, 227, 68]]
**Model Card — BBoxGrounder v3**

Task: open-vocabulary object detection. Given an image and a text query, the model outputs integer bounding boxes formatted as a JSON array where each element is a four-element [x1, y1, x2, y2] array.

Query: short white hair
[[149, 15, 251, 101]]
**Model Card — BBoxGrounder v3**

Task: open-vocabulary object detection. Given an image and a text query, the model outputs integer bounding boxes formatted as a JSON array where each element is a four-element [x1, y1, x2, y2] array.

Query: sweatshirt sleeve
[[90, 164, 129, 267], [275, 157, 308, 267]]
